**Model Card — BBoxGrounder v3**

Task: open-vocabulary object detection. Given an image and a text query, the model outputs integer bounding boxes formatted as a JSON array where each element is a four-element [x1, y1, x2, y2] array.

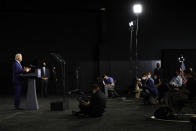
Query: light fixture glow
[[133, 4, 142, 14], [129, 21, 134, 27], [178, 55, 185, 63]]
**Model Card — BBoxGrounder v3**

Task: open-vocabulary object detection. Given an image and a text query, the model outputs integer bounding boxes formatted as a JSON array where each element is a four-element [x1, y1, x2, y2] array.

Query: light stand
[[135, 16, 139, 79], [128, 21, 135, 96], [50, 53, 68, 109], [129, 21, 134, 73], [76, 66, 80, 91], [178, 55, 186, 71], [133, 3, 142, 79]]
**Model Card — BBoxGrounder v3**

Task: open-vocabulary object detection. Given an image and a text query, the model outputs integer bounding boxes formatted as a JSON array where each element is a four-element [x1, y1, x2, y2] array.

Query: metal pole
[[63, 62, 66, 96], [135, 16, 139, 79], [129, 26, 134, 71], [128, 25, 134, 95]]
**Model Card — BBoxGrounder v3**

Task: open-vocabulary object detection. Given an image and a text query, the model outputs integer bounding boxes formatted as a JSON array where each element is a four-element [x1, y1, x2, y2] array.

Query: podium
[[20, 73, 39, 110]]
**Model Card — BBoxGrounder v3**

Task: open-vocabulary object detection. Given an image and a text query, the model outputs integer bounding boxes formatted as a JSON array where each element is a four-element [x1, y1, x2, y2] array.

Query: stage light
[[178, 55, 185, 63], [129, 21, 134, 27], [133, 4, 142, 14]]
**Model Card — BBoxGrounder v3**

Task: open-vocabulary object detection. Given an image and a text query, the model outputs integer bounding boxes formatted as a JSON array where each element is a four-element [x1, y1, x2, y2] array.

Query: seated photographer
[[72, 84, 106, 118], [185, 69, 196, 100], [103, 74, 115, 98], [165, 69, 196, 114], [135, 78, 143, 99], [169, 70, 182, 90], [141, 73, 159, 104]]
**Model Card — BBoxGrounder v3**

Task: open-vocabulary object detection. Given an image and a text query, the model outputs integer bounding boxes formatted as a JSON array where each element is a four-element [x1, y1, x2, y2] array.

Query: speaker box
[[50, 101, 64, 111]]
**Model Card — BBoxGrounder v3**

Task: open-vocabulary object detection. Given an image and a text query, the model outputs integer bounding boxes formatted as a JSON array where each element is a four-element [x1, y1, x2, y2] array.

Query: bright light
[[133, 4, 142, 14], [178, 56, 185, 63], [129, 21, 134, 27]]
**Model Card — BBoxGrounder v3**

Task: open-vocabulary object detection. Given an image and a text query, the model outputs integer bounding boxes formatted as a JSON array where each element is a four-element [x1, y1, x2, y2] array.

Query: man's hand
[[24, 67, 31, 72], [42, 77, 48, 80], [83, 101, 90, 106], [105, 84, 114, 88]]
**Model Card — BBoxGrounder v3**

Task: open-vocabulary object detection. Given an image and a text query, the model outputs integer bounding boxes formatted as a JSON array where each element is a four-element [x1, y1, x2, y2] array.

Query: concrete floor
[[0, 96, 193, 131]]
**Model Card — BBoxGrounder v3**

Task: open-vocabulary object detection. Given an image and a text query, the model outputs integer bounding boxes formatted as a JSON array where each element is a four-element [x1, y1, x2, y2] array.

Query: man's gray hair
[[15, 53, 22, 61]]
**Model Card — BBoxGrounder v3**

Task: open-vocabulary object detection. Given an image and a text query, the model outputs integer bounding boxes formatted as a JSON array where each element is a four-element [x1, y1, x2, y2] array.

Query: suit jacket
[[154, 68, 162, 78], [41, 67, 50, 79], [12, 61, 24, 85]]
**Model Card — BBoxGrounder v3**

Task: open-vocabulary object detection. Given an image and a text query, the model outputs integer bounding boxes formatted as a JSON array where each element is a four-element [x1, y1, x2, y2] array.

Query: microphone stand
[[50, 53, 67, 106], [54, 54, 66, 96]]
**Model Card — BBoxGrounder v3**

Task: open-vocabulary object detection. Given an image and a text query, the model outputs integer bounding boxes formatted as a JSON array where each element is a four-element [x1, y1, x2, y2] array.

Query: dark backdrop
[[1, 0, 196, 95]]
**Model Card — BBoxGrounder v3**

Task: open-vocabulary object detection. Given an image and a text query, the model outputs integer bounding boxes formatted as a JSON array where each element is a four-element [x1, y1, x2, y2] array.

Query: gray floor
[[0, 96, 193, 131]]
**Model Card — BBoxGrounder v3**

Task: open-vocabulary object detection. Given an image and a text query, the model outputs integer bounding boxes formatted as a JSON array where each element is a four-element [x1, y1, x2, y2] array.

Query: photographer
[[103, 74, 115, 98], [169, 70, 182, 90], [164, 69, 196, 113], [72, 84, 106, 118], [141, 73, 158, 105], [135, 78, 143, 99]]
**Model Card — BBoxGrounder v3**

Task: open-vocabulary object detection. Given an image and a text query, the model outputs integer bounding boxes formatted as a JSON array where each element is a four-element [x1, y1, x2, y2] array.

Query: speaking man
[[12, 53, 31, 110]]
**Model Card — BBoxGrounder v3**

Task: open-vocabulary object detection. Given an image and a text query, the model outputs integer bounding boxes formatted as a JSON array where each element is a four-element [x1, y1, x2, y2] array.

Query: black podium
[[20, 73, 39, 110]]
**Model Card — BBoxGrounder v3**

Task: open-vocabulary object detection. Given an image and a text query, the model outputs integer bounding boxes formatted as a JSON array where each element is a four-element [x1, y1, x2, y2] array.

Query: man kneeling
[[73, 84, 106, 118]]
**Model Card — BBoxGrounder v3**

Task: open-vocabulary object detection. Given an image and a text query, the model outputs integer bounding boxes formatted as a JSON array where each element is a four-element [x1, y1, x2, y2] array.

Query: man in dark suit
[[51, 66, 58, 95], [41, 62, 50, 97], [12, 53, 30, 110], [154, 63, 162, 79]]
